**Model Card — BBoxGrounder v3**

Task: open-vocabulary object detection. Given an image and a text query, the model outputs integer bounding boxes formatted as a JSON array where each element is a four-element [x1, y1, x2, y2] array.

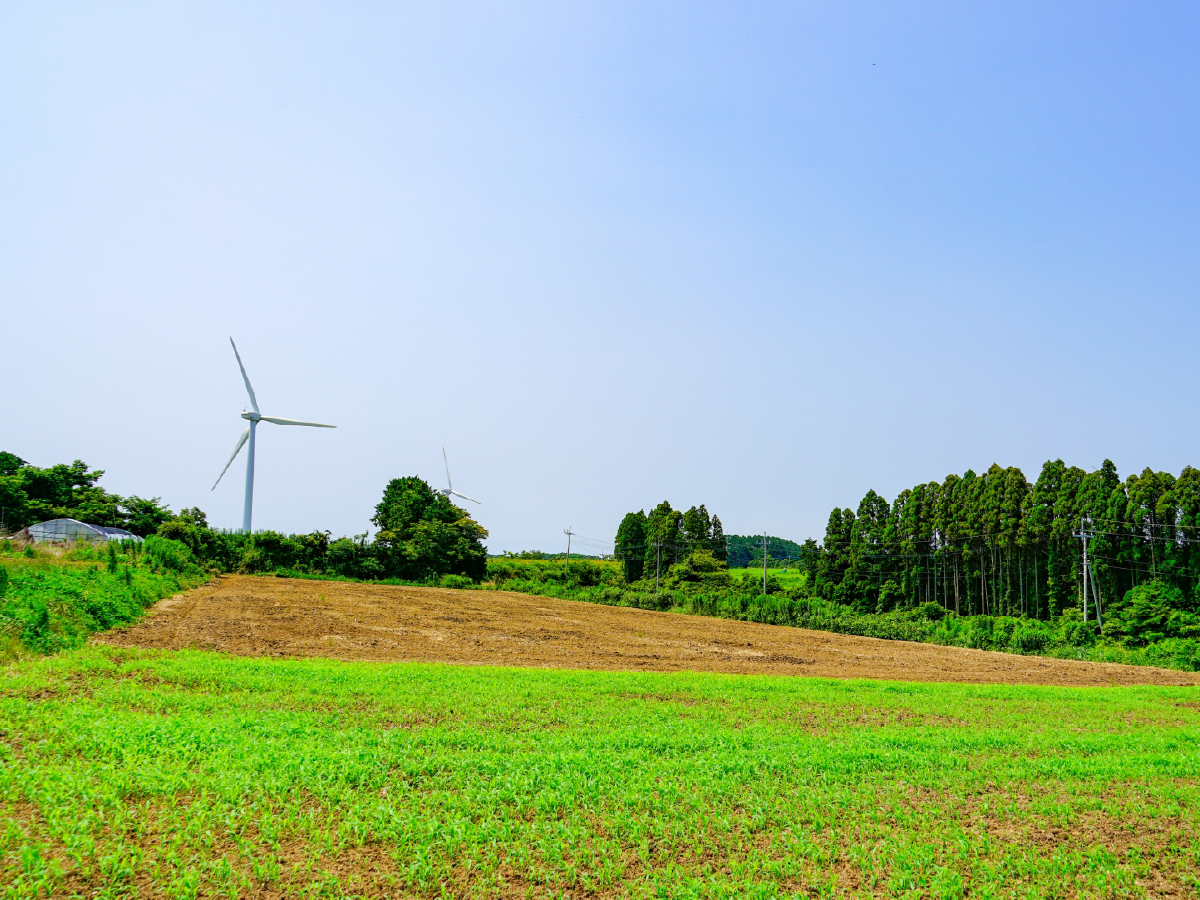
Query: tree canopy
[[801, 460, 1200, 620], [0, 452, 172, 536], [371, 476, 488, 581]]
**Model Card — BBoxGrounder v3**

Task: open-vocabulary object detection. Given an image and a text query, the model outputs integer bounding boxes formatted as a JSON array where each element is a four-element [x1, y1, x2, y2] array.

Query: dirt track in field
[[96, 575, 1200, 686]]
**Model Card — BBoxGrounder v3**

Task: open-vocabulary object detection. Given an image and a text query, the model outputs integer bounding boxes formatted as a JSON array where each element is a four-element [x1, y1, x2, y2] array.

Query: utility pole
[[563, 527, 574, 577], [762, 531, 768, 596], [1073, 517, 1089, 623]]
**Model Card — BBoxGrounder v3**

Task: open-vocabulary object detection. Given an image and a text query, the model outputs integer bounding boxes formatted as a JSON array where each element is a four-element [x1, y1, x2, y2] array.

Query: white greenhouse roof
[[25, 518, 144, 543]]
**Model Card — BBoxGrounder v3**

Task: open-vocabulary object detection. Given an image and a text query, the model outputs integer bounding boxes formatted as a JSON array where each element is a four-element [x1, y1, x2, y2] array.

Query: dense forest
[[801, 460, 1200, 627]]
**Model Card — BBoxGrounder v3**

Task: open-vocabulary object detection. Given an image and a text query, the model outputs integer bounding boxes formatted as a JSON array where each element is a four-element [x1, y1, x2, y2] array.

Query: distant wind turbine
[[439, 448, 479, 504], [212, 338, 336, 532]]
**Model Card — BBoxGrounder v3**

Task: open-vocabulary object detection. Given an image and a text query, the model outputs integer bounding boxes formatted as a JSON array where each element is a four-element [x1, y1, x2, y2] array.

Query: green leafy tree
[[178, 507, 209, 528], [0, 452, 27, 476], [119, 496, 174, 537], [372, 476, 488, 581]]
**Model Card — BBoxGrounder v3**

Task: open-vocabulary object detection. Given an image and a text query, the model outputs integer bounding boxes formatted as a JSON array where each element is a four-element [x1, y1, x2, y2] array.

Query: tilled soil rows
[[98, 575, 1200, 685]]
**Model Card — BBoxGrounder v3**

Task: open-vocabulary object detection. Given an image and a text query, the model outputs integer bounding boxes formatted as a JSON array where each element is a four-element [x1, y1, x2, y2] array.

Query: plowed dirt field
[[95, 575, 1200, 686]]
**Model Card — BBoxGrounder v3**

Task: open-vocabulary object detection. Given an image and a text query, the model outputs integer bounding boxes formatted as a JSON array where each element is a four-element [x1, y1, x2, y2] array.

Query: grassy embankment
[[0, 540, 209, 660], [2, 647, 1199, 897]]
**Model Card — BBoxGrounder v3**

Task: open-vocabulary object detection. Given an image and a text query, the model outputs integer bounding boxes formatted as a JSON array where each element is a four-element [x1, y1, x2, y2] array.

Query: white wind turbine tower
[[439, 448, 480, 504], [212, 338, 336, 532]]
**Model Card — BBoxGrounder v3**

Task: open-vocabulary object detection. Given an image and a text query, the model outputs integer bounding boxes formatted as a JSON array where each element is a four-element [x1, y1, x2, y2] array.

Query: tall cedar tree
[[615, 511, 647, 582]]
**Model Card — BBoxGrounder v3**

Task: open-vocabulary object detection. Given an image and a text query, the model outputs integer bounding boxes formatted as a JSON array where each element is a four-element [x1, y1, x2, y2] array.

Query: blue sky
[[3, 2, 1198, 551]]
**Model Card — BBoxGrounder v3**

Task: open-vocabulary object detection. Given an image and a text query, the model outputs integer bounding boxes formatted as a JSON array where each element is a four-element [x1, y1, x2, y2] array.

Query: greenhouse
[[23, 518, 144, 544]]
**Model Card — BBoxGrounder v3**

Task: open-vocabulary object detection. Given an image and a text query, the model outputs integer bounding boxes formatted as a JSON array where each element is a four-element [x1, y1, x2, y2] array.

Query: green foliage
[[615, 500, 728, 585], [800, 459, 1200, 631], [142, 536, 202, 575], [726, 534, 803, 569], [116, 495, 174, 537], [487, 557, 622, 590], [3, 648, 1200, 896], [0, 563, 7, 599], [614, 510, 646, 582], [663, 549, 732, 591], [0, 451, 171, 536], [0, 451, 26, 475], [0, 546, 207, 656], [372, 477, 488, 581], [1106, 579, 1200, 646]]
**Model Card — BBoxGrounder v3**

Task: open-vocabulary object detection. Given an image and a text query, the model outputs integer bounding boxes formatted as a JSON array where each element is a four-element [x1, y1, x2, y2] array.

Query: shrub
[[236, 546, 270, 574], [917, 602, 946, 621], [663, 550, 732, 591], [143, 536, 200, 574], [1106, 580, 1200, 646]]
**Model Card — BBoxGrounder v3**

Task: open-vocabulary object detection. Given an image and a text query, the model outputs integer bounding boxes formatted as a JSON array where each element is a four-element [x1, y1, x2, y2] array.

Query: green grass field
[[3, 647, 1199, 898], [730, 567, 810, 589]]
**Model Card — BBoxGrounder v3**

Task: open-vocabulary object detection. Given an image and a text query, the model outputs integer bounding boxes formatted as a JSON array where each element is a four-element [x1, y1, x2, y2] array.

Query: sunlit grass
[[3, 647, 1199, 897]]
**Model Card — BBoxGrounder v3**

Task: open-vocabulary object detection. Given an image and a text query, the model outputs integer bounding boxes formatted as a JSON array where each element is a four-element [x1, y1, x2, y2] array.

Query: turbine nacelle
[[440, 448, 480, 504]]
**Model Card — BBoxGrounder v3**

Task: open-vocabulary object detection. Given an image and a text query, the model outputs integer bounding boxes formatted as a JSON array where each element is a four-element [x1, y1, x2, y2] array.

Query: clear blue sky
[[3, 2, 1198, 551]]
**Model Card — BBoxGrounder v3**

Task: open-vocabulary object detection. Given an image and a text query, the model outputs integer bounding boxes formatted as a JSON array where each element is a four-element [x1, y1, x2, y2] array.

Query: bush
[[143, 536, 200, 574], [917, 602, 946, 621], [663, 550, 732, 591], [438, 573, 474, 590], [237, 546, 270, 574], [1106, 580, 1200, 646]]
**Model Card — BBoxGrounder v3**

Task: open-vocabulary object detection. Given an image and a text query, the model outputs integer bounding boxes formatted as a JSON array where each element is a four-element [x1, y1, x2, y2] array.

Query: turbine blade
[[229, 338, 260, 413], [259, 416, 336, 428], [212, 429, 249, 490], [450, 490, 480, 504], [443, 447, 452, 491]]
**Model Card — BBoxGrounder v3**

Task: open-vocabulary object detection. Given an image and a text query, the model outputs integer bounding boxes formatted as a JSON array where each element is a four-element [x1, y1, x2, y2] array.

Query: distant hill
[[725, 534, 804, 569]]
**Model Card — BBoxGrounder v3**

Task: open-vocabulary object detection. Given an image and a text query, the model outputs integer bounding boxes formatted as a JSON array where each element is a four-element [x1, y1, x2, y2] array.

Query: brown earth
[[96, 574, 1200, 686]]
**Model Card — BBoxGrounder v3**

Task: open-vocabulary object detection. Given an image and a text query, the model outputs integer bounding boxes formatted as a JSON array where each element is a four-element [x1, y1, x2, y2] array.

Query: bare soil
[[97, 575, 1200, 686]]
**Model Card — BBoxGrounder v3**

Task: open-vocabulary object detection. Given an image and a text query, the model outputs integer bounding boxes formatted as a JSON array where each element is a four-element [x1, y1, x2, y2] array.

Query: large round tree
[[372, 477, 488, 581]]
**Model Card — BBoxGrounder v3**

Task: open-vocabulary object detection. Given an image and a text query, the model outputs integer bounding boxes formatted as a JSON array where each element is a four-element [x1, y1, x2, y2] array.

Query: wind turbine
[[439, 448, 479, 504], [212, 338, 336, 532]]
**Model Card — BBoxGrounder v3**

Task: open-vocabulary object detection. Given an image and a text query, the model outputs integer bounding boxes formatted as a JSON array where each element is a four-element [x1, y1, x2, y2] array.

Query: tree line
[[801, 459, 1200, 621], [0, 452, 173, 536], [2, 451, 489, 584]]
